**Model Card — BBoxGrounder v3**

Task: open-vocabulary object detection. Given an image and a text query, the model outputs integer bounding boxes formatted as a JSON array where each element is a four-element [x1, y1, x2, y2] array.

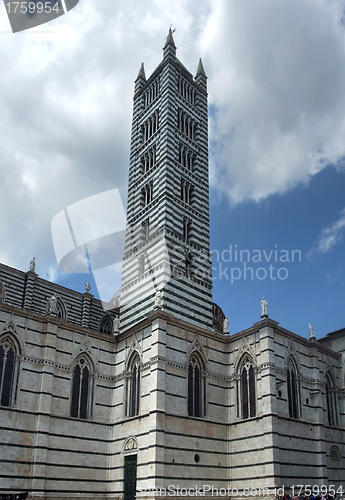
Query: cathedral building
[[0, 29, 344, 500]]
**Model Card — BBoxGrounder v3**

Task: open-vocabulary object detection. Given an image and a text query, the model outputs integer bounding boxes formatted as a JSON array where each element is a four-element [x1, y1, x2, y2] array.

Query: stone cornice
[[0, 303, 115, 343], [229, 317, 341, 359], [117, 309, 227, 343]]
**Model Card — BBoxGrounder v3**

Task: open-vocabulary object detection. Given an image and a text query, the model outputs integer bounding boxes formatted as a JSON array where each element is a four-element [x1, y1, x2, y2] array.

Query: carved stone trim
[[123, 436, 138, 453]]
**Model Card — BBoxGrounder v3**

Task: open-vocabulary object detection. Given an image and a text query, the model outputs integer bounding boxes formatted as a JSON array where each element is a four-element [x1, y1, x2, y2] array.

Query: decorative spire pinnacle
[[136, 62, 146, 82], [134, 62, 146, 94], [196, 58, 206, 78], [163, 27, 176, 59], [195, 58, 207, 90]]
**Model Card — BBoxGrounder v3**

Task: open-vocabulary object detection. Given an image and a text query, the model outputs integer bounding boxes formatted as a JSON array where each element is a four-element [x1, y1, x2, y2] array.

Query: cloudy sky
[[1, 0, 345, 338]]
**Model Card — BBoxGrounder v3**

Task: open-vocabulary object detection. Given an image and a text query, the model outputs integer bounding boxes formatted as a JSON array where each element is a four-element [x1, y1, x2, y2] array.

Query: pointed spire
[[134, 62, 146, 94], [164, 27, 177, 49], [163, 27, 176, 59], [195, 58, 207, 90], [196, 58, 206, 78], [137, 62, 146, 81]]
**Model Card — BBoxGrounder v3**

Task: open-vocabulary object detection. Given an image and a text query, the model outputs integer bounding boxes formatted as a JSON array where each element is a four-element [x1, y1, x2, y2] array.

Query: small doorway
[[124, 454, 137, 500]]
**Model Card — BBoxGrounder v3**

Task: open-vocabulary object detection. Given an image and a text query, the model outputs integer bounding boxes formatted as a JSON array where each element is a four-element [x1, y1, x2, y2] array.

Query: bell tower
[[120, 28, 213, 331]]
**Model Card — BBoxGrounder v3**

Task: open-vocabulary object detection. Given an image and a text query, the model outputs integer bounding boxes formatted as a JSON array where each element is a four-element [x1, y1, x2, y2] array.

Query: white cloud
[[202, 0, 345, 204], [1, 0, 345, 279], [0, 0, 208, 275], [308, 208, 345, 256]]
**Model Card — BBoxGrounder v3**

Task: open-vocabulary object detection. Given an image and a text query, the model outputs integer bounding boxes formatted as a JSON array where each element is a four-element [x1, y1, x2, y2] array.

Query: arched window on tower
[[183, 218, 191, 241], [141, 218, 150, 242], [0, 335, 19, 407], [326, 372, 338, 426], [99, 315, 113, 335], [126, 353, 141, 418], [287, 357, 300, 419], [142, 182, 153, 207], [239, 356, 256, 419], [187, 355, 205, 417], [71, 356, 93, 419]]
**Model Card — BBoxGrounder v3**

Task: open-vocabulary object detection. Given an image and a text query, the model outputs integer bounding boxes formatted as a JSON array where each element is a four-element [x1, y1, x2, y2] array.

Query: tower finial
[[163, 27, 177, 59]]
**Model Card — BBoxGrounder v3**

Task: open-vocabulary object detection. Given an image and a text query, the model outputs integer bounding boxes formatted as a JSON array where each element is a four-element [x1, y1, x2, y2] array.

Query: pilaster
[[23, 271, 36, 310], [31, 319, 58, 496], [82, 292, 92, 328]]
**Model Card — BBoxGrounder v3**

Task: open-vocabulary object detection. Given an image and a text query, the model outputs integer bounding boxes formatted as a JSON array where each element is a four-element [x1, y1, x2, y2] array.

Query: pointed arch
[[234, 338, 256, 374], [325, 371, 338, 426], [56, 297, 66, 319], [99, 315, 113, 335], [126, 335, 142, 365], [0, 333, 20, 407], [237, 353, 256, 419], [0, 321, 22, 353], [46, 295, 67, 319], [187, 353, 205, 418], [187, 336, 207, 369], [286, 356, 300, 419], [70, 353, 94, 419], [126, 351, 141, 418], [330, 445, 341, 461]]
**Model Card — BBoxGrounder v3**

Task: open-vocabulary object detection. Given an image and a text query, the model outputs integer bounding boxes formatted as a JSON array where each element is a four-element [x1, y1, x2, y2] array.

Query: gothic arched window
[[71, 356, 93, 419], [287, 358, 300, 419], [99, 316, 113, 335], [0, 336, 19, 407], [187, 355, 204, 417], [326, 372, 338, 426], [240, 357, 256, 419], [127, 353, 140, 418]]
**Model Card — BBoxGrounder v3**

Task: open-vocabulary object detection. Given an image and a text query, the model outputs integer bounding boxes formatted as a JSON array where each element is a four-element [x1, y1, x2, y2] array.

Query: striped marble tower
[[120, 28, 213, 331]]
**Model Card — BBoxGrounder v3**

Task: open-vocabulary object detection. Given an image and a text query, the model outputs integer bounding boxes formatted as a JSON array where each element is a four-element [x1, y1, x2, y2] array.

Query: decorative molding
[[75, 336, 93, 356], [126, 334, 142, 365], [323, 356, 335, 381], [0, 317, 18, 336], [233, 336, 256, 372], [123, 436, 139, 453], [310, 389, 321, 399], [187, 335, 207, 365], [285, 338, 300, 373], [330, 445, 341, 461], [0, 316, 25, 354]]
